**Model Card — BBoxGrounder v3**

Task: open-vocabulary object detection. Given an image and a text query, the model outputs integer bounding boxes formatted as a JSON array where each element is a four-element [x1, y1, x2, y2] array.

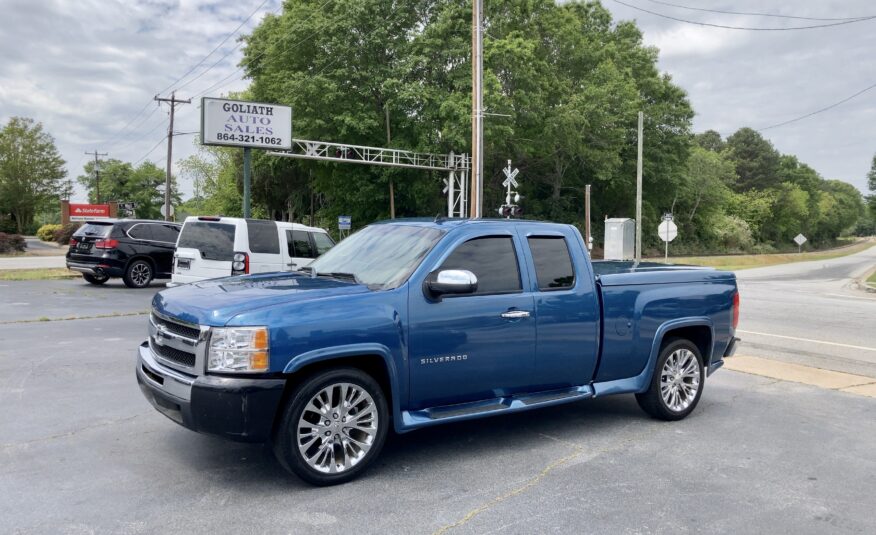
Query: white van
[[170, 217, 335, 285]]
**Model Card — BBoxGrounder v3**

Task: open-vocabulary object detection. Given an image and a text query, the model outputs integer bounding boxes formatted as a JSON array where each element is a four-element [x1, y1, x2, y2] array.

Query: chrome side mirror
[[425, 269, 478, 298]]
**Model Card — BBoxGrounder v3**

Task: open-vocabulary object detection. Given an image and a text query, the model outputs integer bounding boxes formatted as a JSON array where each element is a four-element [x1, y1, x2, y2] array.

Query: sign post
[[657, 214, 678, 262], [338, 215, 352, 239], [794, 233, 807, 253], [201, 98, 292, 218]]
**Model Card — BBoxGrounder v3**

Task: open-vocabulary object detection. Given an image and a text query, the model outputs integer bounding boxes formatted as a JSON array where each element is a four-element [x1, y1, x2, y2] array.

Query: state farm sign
[[70, 204, 110, 221]]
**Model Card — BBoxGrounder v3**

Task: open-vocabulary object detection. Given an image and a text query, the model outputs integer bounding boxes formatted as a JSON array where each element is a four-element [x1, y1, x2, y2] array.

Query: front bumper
[[136, 342, 286, 442]]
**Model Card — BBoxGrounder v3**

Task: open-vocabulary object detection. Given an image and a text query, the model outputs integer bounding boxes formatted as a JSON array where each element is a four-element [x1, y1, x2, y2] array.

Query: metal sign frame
[[200, 97, 293, 150]]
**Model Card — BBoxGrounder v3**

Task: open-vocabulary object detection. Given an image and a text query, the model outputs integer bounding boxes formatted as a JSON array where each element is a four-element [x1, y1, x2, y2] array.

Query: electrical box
[[604, 218, 635, 260]]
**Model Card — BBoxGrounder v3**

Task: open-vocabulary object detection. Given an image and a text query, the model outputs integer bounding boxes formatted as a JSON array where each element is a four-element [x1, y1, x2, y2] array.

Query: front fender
[[283, 343, 405, 433]]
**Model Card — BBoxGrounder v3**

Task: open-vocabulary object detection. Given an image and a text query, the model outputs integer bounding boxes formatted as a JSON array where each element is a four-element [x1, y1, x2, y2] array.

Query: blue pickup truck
[[137, 219, 739, 485]]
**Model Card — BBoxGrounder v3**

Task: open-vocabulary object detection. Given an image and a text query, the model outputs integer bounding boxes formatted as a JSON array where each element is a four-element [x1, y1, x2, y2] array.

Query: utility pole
[[635, 111, 643, 264], [154, 91, 190, 221], [585, 184, 592, 251], [469, 0, 484, 218], [84, 150, 108, 204], [386, 106, 395, 219]]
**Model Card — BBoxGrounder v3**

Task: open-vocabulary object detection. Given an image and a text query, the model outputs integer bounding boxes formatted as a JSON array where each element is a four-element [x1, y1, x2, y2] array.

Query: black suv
[[66, 219, 181, 288]]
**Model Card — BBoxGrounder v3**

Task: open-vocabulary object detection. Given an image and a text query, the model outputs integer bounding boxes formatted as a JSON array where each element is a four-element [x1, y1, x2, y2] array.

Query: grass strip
[[0, 268, 79, 281], [671, 240, 874, 271], [0, 311, 149, 325]]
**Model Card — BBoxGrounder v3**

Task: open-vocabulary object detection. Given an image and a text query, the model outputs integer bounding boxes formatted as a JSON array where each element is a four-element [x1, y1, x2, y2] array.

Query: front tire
[[123, 260, 153, 288], [636, 338, 705, 421], [82, 273, 108, 285], [273, 368, 389, 486]]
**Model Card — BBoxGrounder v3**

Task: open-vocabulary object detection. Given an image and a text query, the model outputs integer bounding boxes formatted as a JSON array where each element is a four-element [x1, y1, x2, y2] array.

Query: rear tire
[[82, 273, 108, 285], [273, 368, 389, 486], [123, 260, 153, 288], [636, 338, 704, 421]]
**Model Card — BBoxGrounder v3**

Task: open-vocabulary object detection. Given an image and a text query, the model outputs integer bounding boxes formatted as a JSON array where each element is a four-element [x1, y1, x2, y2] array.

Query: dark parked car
[[66, 219, 181, 288]]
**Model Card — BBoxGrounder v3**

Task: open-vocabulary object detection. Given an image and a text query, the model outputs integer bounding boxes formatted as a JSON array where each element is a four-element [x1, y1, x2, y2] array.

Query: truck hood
[[152, 272, 371, 326]]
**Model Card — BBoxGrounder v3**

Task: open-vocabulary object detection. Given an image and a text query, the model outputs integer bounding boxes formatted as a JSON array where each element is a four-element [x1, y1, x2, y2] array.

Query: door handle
[[501, 310, 530, 319]]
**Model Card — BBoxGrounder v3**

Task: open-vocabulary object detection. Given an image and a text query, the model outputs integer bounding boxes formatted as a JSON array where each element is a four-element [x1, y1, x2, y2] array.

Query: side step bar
[[400, 385, 593, 431]]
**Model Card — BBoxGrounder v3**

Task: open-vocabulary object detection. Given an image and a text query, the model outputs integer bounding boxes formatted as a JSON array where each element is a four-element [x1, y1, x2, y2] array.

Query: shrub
[[53, 223, 82, 245], [707, 214, 754, 252], [37, 224, 62, 242], [0, 233, 27, 253]]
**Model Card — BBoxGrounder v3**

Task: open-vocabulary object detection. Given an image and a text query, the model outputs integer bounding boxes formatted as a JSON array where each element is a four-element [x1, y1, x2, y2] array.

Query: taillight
[[232, 252, 249, 275], [69, 238, 77, 245], [732, 291, 740, 330], [94, 239, 119, 250]]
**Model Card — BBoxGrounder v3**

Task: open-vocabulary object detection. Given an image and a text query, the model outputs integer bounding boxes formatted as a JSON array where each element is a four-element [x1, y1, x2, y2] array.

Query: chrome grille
[[151, 313, 200, 339], [150, 338, 196, 367], [148, 310, 203, 373]]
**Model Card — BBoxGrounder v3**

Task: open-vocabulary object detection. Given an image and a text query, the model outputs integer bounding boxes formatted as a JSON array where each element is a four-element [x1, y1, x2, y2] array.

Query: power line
[[758, 81, 876, 132], [189, 0, 334, 99], [156, 0, 273, 96], [613, 0, 876, 30], [133, 135, 168, 165], [643, 0, 874, 22]]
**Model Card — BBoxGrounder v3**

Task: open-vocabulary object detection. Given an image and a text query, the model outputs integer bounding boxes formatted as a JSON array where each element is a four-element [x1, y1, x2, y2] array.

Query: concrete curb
[[724, 355, 876, 398]]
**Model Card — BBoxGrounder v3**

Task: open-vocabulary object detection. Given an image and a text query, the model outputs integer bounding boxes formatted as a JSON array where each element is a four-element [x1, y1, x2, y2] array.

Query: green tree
[[239, 0, 693, 237], [0, 117, 66, 233], [77, 159, 180, 219], [725, 127, 780, 191], [178, 143, 244, 218], [694, 130, 725, 153]]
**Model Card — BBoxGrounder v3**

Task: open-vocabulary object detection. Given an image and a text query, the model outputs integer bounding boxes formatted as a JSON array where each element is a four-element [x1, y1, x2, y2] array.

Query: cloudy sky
[[1, 0, 874, 203]]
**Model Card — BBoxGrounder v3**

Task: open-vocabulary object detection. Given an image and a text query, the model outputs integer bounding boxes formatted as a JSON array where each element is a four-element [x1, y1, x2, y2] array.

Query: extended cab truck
[[137, 219, 740, 485]]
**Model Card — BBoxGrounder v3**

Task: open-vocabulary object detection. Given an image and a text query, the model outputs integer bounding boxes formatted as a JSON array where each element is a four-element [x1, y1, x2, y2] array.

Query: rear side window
[[246, 220, 279, 254], [74, 223, 112, 238], [311, 232, 334, 255], [127, 224, 153, 240], [440, 236, 521, 295], [528, 237, 575, 290], [177, 222, 236, 261], [152, 224, 180, 243], [287, 230, 315, 258]]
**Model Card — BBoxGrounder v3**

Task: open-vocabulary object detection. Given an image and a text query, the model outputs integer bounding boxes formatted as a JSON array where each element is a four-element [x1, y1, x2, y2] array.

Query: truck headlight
[[207, 327, 269, 373]]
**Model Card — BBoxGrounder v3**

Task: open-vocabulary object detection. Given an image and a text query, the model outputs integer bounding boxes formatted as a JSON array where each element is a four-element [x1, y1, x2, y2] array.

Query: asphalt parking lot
[[1, 278, 875, 534]]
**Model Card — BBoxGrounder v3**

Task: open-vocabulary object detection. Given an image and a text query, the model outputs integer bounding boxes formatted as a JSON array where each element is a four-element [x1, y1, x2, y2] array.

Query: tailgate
[[175, 221, 236, 280]]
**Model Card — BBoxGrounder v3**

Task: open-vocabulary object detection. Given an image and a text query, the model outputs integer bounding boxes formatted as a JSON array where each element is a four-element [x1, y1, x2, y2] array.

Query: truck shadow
[[166, 394, 649, 491]]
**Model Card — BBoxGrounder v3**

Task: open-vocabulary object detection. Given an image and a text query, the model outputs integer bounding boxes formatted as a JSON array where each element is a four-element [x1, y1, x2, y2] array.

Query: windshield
[[177, 222, 236, 261], [308, 225, 444, 289]]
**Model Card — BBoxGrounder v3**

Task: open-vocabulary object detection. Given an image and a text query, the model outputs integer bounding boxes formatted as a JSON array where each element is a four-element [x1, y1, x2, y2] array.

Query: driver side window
[[439, 236, 521, 295]]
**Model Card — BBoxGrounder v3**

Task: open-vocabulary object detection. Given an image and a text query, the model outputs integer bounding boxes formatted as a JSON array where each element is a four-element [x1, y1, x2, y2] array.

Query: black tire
[[123, 259, 153, 288], [82, 273, 108, 285], [273, 368, 389, 486], [636, 338, 705, 421]]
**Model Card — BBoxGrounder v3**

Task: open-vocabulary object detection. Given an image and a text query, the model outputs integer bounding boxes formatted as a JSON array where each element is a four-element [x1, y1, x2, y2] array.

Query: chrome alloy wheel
[[297, 382, 378, 473], [660, 348, 700, 412], [131, 263, 151, 286]]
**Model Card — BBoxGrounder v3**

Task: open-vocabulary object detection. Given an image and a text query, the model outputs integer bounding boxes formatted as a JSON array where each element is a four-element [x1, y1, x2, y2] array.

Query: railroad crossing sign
[[502, 162, 519, 188]]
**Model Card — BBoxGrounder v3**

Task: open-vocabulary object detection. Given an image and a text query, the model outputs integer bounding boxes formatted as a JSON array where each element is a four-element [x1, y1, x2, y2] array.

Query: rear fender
[[593, 317, 713, 397]]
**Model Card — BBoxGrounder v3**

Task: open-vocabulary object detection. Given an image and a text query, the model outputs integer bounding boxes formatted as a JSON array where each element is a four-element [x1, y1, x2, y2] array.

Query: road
[[735, 243, 876, 378], [0, 278, 874, 534]]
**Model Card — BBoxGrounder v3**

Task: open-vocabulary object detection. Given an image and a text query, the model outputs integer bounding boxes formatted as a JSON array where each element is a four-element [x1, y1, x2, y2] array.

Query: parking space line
[[736, 330, 876, 352]]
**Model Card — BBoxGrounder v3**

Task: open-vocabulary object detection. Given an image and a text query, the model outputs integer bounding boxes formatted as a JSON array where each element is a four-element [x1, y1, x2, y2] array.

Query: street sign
[[502, 161, 519, 188], [338, 215, 352, 230], [657, 220, 678, 242], [794, 234, 807, 246], [201, 98, 293, 150], [69, 203, 110, 221], [160, 204, 174, 218], [120, 201, 136, 211]]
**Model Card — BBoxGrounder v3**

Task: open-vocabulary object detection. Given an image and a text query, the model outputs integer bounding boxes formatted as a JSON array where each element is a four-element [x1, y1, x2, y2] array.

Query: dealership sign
[[70, 203, 110, 221], [201, 97, 292, 150]]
